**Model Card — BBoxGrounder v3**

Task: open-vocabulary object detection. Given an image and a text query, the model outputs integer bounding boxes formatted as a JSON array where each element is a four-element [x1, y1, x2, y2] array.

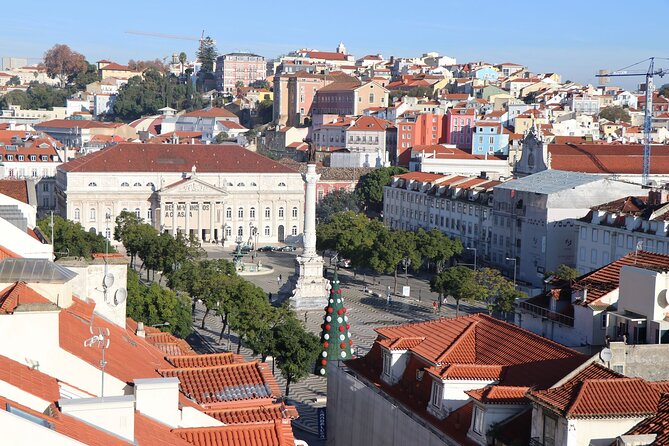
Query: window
[[430, 381, 442, 408], [133, 182, 142, 187], [74, 208, 80, 220], [292, 207, 298, 218], [291, 225, 298, 236], [264, 226, 270, 236], [543, 414, 557, 446], [226, 208, 232, 219], [18, 155, 24, 161], [591, 249, 597, 264], [237, 182, 245, 187], [134, 208, 141, 218], [146, 182, 155, 188], [382, 352, 391, 376], [105, 209, 112, 221], [601, 312, 608, 329], [279, 207, 284, 218], [250, 207, 256, 219], [603, 231, 610, 245], [265, 207, 271, 218], [250, 182, 257, 187], [580, 227, 586, 240], [89, 208, 96, 221], [29, 155, 36, 161], [121, 182, 129, 187], [105, 228, 111, 239], [237, 226, 244, 237], [225, 226, 232, 237], [278, 182, 286, 187], [147, 208, 153, 221], [579, 247, 586, 261], [238, 207, 244, 218], [472, 406, 485, 434], [592, 228, 598, 242], [88, 182, 97, 187]]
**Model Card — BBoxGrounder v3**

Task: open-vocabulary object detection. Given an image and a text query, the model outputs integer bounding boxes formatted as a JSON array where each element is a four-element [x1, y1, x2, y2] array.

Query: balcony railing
[[516, 301, 574, 327]]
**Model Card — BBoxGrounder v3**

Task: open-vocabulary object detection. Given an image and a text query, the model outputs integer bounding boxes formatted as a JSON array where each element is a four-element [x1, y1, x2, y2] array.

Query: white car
[[337, 258, 352, 268]]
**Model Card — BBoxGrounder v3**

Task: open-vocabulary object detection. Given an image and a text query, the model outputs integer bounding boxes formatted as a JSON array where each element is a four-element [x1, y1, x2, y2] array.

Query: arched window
[[237, 182, 245, 187], [265, 207, 270, 218], [250, 182, 257, 187], [291, 225, 298, 236], [147, 208, 153, 221], [227, 182, 233, 187], [278, 182, 286, 187], [89, 208, 96, 221], [264, 226, 270, 236], [237, 207, 244, 218], [105, 208, 112, 221], [226, 208, 232, 219], [225, 226, 232, 237], [146, 182, 155, 188], [88, 182, 97, 187], [133, 182, 142, 187], [74, 208, 80, 220], [121, 182, 129, 187], [292, 207, 298, 218], [105, 228, 111, 239], [250, 207, 256, 219], [122, 208, 128, 212], [237, 226, 244, 237], [278, 207, 284, 218], [134, 208, 141, 219]]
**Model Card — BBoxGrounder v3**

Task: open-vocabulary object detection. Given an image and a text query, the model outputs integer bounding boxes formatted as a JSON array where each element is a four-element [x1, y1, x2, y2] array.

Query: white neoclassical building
[[56, 143, 305, 245]]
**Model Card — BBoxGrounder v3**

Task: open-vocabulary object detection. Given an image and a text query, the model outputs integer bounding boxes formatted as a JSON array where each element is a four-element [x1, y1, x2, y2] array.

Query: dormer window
[[472, 406, 485, 435], [382, 352, 391, 377], [29, 155, 36, 161], [17, 155, 24, 161], [430, 381, 443, 408]]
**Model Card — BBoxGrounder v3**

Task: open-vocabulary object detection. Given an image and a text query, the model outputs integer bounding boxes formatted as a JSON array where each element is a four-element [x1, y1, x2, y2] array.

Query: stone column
[[171, 202, 177, 235], [197, 201, 203, 241], [209, 202, 215, 241], [303, 163, 319, 256], [185, 202, 190, 238]]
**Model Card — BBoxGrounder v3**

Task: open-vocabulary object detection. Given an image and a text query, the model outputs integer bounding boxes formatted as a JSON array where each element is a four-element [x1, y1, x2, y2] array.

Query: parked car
[[278, 245, 296, 252], [240, 245, 252, 254], [337, 258, 352, 268], [258, 246, 275, 252]]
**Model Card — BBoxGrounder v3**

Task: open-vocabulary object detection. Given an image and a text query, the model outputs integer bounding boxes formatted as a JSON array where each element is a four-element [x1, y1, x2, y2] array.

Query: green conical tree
[[316, 272, 353, 376]]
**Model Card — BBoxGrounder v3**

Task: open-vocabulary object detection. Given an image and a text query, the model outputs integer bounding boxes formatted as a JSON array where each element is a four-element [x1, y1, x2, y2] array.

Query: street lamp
[[466, 247, 477, 271], [506, 257, 517, 288], [401, 257, 411, 285]]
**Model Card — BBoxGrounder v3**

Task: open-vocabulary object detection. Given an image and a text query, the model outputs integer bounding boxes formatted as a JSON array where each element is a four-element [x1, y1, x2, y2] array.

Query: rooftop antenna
[[84, 326, 110, 397]]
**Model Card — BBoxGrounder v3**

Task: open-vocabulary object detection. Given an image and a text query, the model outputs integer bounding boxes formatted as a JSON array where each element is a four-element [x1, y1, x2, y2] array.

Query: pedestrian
[[432, 301, 438, 314], [251, 254, 254, 262], [277, 276, 281, 286], [279, 274, 283, 282], [268, 292, 272, 302], [304, 312, 308, 323]]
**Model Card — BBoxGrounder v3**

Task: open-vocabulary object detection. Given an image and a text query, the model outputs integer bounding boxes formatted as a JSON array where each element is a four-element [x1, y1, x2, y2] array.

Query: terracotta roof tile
[[204, 402, 298, 424], [466, 385, 530, 404], [58, 143, 298, 174], [34, 119, 123, 130], [173, 420, 295, 446], [0, 281, 53, 313], [394, 172, 445, 183], [0, 179, 28, 204], [158, 361, 280, 406], [0, 245, 20, 260], [624, 393, 669, 443], [347, 116, 394, 132], [166, 353, 239, 368], [548, 143, 669, 175], [146, 332, 197, 357], [182, 107, 238, 119], [0, 354, 60, 403]]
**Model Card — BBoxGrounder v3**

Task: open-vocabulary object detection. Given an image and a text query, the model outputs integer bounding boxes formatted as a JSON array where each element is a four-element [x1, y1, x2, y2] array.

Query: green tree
[[7, 76, 20, 86], [196, 36, 217, 73], [214, 132, 231, 143], [228, 280, 274, 354], [356, 166, 407, 214], [43, 44, 87, 86], [114, 211, 143, 267], [430, 266, 484, 316], [660, 84, 669, 98], [273, 314, 320, 396], [316, 211, 380, 268], [600, 105, 631, 123], [72, 62, 101, 91], [474, 268, 518, 314], [316, 190, 360, 223], [26, 83, 68, 110], [0, 90, 30, 109], [416, 228, 463, 272], [368, 227, 405, 293], [178, 52, 188, 75], [245, 304, 292, 363], [546, 264, 579, 282], [126, 269, 192, 338], [37, 215, 114, 259], [256, 98, 273, 125]]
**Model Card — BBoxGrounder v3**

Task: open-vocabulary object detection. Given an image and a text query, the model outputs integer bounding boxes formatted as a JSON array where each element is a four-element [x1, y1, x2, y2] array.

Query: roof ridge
[[435, 320, 478, 364], [158, 360, 260, 373]]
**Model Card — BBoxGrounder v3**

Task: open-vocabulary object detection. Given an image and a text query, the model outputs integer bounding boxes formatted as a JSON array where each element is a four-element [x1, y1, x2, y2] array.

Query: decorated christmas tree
[[316, 272, 352, 376]]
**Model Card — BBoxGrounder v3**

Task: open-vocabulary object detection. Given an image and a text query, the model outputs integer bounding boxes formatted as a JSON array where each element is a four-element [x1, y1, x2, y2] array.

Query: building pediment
[[159, 177, 228, 196]]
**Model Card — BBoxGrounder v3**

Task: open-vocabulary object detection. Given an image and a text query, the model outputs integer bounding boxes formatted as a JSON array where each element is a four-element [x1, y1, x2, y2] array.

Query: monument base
[[290, 254, 328, 310]]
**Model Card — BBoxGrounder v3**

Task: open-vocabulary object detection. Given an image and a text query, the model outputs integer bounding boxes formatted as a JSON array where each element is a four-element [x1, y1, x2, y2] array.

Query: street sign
[[317, 407, 327, 440]]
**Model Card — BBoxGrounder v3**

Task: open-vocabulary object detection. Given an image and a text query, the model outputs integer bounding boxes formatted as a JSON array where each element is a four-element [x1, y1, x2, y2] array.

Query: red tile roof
[[304, 50, 348, 61], [570, 251, 669, 306], [220, 121, 247, 130], [158, 361, 280, 407], [58, 143, 298, 174], [182, 107, 238, 119], [0, 282, 52, 313], [529, 363, 669, 419], [466, 386, 530, 405], [166, 353, 239, 368], [204, 402, 298, 424], [0, 179, 28, 203], [0, 354, 60, 403], [548, 143, 669, 174], [348, 116, 394, 132], [394, 172, 445, 183], [411, 144, 503, 161], [174, 420, 295, 446], [624, 393, 669, 443], [100, 62, 133, 71], [35, 119, 123, 130], [0, 245, 20, 260]]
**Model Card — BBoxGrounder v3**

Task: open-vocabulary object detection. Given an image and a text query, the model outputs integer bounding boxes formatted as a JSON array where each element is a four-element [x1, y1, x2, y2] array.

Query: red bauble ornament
[[346, 324, 351, 329], [321, 359, 327, 366], [337, 289, 341, 294], [338, 326, 344, 332], [342, 308, 347, 313], [325, 324, 331, 331], [327, 307, 333, 314], [337, 309, 343, 315], [340, 343, 346, 349], [331, 289, 335, 294], [349, 340, 353, 346], [323, 341, 329, 348]]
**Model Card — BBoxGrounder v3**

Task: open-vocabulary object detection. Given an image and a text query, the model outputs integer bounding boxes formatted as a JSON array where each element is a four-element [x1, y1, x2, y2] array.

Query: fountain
[[231, 236, 274, 276]]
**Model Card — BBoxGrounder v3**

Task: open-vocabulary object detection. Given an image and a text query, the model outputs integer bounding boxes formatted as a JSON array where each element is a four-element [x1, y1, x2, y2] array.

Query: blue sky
[[2, 0, 668, 89]]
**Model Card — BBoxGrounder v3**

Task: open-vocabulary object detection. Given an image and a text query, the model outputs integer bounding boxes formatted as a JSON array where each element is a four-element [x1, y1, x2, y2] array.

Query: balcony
[[516, 301, 574, 327]]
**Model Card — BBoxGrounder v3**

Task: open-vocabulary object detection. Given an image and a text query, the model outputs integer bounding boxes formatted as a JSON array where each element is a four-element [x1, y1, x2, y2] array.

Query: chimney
[[648, 189, 669, 206], [133, 377, 180, 427], [60, 396, 135, 442], [136, 321, 145, 338]]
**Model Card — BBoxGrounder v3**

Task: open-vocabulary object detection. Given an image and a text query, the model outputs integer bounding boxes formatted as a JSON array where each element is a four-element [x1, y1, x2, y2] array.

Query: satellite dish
[[114, 288, 128, 306], [103, 273, 115, 289], [658, 290, 668, 309], [600, 347, 613, 363]]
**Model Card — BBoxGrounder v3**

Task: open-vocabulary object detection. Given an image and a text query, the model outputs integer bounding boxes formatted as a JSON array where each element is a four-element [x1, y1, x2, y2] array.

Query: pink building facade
[[446, 108, 476, 149], [215, 52, 266, 92]]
